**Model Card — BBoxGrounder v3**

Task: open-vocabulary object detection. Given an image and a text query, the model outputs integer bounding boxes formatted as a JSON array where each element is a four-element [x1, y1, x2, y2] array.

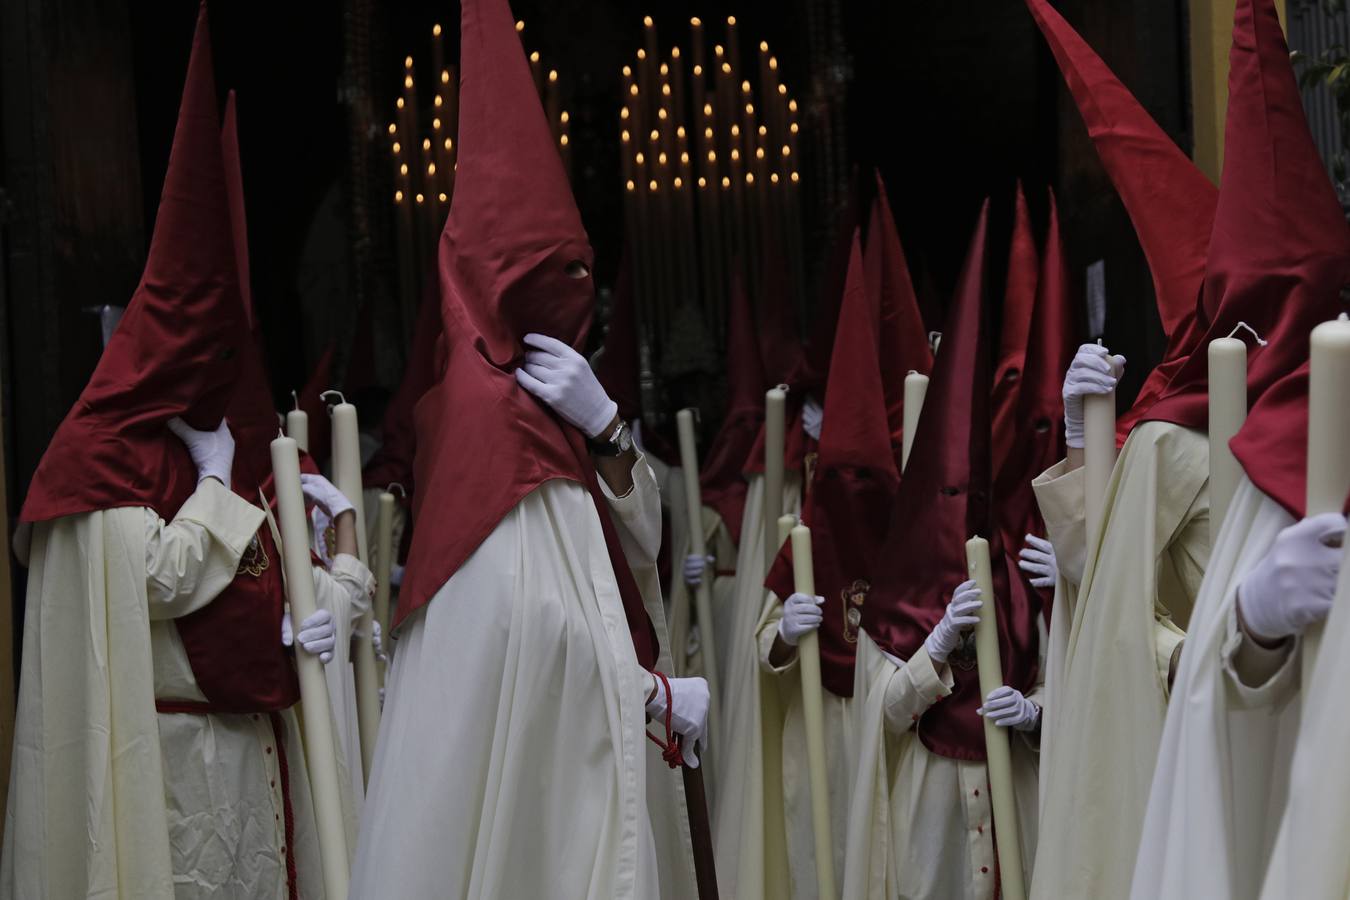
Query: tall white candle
[[763, 386, 788, 571], [270, 436, 350, 900], [1208, 337, 1248, 545], [287, 391, 309, 454], [322, 391, 381, 784], [1082, 347, 1117, 551], [902, 371, 929, 473], [1302, 314, 1350, 687], [790, 523, 838, 900], [966, 535, 1027, 900], [676, 409, 719, 746]]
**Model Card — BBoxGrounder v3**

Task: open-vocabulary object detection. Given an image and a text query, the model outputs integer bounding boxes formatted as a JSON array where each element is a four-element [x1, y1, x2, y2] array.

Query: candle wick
[[1225, 321, 1268, 346], [388, 482, 407, 498], [291, 390, 300, 411], [319, 389, 347, 407]]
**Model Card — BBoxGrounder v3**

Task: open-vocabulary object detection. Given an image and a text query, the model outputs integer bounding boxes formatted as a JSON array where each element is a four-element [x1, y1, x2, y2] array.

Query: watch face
[[616, 424, 633, 453]]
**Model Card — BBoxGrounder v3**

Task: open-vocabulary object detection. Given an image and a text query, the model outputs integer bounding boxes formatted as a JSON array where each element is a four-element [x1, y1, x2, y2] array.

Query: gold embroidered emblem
[[804, 451, 820, 487], [323, 525, 337, 560], [841, 579, 869, 643], [238, 534, 269, 578]]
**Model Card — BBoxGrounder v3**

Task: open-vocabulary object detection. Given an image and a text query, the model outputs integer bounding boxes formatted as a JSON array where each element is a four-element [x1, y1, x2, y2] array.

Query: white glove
[[925, 579, 982, 665], [978, 685, 1040, 731], [300, 473, 355, 520], [1018, 534, 1058, 588], [515, 333, 619, 439], [683, 554, 714, 587], [390, 563, 405, 588], [282, 608, 336, 664], [1062, 343, 1125, 449], [801, 394, 824, 441], [647, 674, 710, 767], [1238, 512, 1347, 642], [778, 592, 824, 646], [372, 620, 387, 663], [168, 417, 235, 489]]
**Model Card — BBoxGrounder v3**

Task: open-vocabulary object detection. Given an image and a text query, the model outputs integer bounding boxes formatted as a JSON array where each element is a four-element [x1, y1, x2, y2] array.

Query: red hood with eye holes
[[395, 0, 657, 670]]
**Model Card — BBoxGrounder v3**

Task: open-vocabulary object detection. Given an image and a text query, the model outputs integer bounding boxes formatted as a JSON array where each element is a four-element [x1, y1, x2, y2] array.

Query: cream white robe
[[711, 471, 802, 900], [2, 480, 329, 899], [1131, 475, 1301, 900], [666, 505, 738, 682], [349, 457, 665, 900], [841, 631, 1042, 900], [1257, 492, 1350, 898], [755, 603, 856, 899], [312, 554, 376, 846], [1030, 421, 1209, 900], [600, 455, 699, 900]]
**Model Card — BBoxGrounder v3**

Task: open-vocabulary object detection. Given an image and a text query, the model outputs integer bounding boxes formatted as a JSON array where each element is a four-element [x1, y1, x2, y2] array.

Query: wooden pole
[[1302, 314, 1350, 687], [323, 391, 381, 786], [681, 764, 721, 900], [763, 386, 788, 570], [902, 371, 929, 473], [1207, 336, 1248, 545], [790, 524, 838, 900], [966, 536, 1028, 900], [677, 409, 720, 742], [271, 436, 350, 900]]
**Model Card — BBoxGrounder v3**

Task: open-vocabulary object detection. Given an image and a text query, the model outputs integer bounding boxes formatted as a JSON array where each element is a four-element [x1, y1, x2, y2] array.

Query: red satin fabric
[[21, 4, 247, 525], [1143, 0, 1350, 482], [174, 90, 301, 714], [868, 172, 934, 456], [765, 233, 901, 696], [861, 203, 1039, 761], [398, 0, 655, 668], [1024, 0, 1218, 445], [700, 271, 767, 545], [993, 189, 1078, 595], [991, 182, 1038, 480]]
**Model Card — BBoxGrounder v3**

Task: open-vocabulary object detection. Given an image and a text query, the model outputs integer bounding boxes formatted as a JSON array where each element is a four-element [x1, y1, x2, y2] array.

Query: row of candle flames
[[387, 15, 809, 378]]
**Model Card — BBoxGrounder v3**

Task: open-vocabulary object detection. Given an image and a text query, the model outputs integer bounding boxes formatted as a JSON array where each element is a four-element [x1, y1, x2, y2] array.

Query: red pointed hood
[[817, 234, 897, 479], [220, 91, 283, 498], [866, 170, 933, 454], [1146, 0, 1350, 447], [1024, 0, 1218, 443], [363, 280, 443, 494], [995, 188, 1078, 579], [700, 269, 768, 543], [399, 0, 655, 667], [765, 231, 899, 696], [861, 202, 1039, 760], [1221, 0, 1350, 519], [22, 4, 247, 523], [991, 181, 1039, 478], [594, 253, 642, 422]]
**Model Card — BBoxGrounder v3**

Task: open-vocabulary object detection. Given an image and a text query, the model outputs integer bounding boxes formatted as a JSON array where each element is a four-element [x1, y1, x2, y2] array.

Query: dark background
[[1, 0, 1194, 527]]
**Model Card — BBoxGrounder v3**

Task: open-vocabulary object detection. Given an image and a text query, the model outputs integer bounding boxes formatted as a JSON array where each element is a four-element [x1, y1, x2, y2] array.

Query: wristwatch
[[589, 419, 633, 457]]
